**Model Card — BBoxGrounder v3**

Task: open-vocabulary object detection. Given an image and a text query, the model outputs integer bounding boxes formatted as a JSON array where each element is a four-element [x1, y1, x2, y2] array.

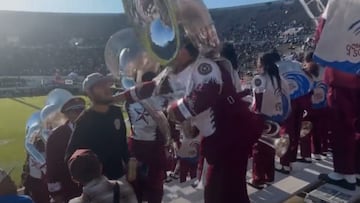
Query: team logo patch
[[254, 78, 262, 87], [114, 119, 121, 130], [198, 63, 212, 75]]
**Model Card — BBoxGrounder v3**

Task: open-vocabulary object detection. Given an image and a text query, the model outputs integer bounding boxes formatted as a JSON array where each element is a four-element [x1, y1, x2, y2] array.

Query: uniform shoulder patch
[[251, 75, 266, 93], [197, 63, 213, 75]]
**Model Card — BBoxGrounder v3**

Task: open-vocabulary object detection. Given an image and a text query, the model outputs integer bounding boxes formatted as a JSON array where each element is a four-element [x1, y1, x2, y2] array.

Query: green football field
[[0, 96, 46, 185], [0, 96, 128, 186]]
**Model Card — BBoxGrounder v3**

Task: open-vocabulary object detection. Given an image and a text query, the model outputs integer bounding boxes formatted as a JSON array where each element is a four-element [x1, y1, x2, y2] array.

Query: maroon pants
[[24, 176, 50, 203], [179, 159, 198, 183], [128, 138, 166, 203], [281, 94, 311, 166], [252, 142, 275, 184], [309, 108, 333, 154], [329, 88, 360, 174]]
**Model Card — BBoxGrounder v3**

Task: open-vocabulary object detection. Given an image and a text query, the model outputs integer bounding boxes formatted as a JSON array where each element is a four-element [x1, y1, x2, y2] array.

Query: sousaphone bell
[[260, 120, 290, 157]]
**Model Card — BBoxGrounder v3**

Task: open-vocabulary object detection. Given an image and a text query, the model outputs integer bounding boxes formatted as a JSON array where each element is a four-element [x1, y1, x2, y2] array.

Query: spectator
[[0, 168, 34, 203], [68, 149, 137, 203], [65, 73, 129, 180]]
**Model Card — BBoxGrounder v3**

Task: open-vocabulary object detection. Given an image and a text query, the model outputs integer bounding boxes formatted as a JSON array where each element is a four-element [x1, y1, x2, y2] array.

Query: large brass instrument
[[25, 111, 46, 172], [260, 120, 290, 157], [105, 28, 171, 146]]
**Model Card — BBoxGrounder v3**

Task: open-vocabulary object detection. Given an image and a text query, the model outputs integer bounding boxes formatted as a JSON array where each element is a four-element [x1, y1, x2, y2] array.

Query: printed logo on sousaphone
[[346, 19, 360, 58], [198, 63, 212, 75]]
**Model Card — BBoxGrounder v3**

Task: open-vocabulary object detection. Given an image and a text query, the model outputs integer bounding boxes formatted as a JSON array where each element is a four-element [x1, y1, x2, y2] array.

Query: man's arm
[[46, 130, 65, 200], [65, 119, 90, 162], [119, 111, 129, 164]]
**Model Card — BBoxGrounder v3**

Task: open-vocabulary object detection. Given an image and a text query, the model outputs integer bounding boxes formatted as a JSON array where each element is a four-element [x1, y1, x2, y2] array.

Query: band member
[[22, 139, 50, 203], [66, 73, 129, 181], [272, 52, 313, 174], [46, 97, 85, 203], [115, 39, 265, 203], [301, 52, 330, 159], [68, 149, 137, 203], [314, 6, 360, 189], [318, 67, 360, 190], [250, 53, 291, 189], [1, 168, 34, 203], [176, 122, 201, 183], [125, 71, 168, 203]]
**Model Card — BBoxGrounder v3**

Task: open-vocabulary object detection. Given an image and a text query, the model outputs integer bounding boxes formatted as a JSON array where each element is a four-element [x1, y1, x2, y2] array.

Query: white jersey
[[251, 74, 291, 123]]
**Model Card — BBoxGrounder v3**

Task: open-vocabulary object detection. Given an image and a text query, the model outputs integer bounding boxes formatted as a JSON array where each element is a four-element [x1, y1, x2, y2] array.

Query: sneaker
[[312, 154, 322, 161], [191, 180, 200, 188], [275, 166, 291, 175], [319, 174, 356, 191], [169, 173, 179, 180], [247, 180, 267, 190], [297, 157, 312, 163]]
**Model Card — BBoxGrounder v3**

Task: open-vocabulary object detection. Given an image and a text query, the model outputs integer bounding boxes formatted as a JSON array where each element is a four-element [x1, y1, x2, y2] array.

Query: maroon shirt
[[46, 121, 81, 201]]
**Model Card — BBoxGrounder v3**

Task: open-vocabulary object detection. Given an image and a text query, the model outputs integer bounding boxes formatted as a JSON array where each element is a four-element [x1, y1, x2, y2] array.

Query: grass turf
[[0, 96, 46, 185], [0, 96, 128, 186]]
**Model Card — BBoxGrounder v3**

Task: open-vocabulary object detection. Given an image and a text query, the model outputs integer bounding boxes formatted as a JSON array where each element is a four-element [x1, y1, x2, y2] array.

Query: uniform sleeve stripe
[[129, 87, 140, 102], [177, 98, 193, 120]]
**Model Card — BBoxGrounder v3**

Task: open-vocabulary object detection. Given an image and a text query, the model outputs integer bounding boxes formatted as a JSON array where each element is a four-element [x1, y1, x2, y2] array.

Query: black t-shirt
[[66, 105, 129, 180]]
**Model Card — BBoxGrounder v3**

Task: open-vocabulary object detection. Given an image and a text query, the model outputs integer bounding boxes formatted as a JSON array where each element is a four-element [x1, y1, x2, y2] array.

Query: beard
[[91, 95, 113, 105]]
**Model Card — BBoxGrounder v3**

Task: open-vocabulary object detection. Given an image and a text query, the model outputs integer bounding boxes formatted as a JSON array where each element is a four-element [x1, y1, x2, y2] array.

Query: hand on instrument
[[112, 92, 126, 103]]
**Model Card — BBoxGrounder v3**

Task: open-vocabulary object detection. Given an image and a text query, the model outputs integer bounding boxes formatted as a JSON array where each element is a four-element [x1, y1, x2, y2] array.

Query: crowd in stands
[[0, 1, 314, 77]]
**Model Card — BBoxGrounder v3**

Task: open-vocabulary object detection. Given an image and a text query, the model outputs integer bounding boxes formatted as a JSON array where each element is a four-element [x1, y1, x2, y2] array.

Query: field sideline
[[0, 96, 128, 185]]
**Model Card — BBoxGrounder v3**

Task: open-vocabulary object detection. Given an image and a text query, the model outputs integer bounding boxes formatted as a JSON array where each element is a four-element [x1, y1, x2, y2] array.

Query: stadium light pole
[[298, 0, 327, 26]]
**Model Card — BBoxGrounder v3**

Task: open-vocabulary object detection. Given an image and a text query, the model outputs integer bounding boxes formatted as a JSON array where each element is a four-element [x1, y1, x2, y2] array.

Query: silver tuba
[[25, 111, 46, 173], [121, 0, 220, 65], [105, 28, 172, 146], [40, 88, 74, 142], [260, 120, 290, 157]]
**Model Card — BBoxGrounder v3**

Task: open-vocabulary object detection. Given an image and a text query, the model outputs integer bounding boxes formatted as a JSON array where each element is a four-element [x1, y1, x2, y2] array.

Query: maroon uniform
[[46, 121, 82, 202], [125, 57, 264, 202], [168, 57, 264, 203], [324, 68, 360, 175]]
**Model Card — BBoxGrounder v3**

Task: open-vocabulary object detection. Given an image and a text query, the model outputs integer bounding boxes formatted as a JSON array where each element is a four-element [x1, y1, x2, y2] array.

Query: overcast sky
[[0, 0, 275, 13]]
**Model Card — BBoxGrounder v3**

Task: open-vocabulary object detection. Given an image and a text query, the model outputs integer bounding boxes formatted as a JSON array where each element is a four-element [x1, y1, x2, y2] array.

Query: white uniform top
[[252, 74, 291, 123], [127, 96, 166, 141]]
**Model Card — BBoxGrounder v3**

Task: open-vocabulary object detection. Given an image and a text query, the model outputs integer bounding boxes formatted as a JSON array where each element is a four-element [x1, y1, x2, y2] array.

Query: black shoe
[[275, 167, 290, 175], [319, 174, 356, 191], [297, 158, 312, 163], [357, 178, 360, 187], [247, 180, 267, 190]]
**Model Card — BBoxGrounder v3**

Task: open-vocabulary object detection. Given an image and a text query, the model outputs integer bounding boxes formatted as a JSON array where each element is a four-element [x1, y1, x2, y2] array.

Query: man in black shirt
[[66, 73, 129, 180]]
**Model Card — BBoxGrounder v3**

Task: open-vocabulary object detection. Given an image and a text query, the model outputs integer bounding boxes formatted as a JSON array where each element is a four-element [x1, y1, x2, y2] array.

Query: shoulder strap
[[113, 182, 120, 203]]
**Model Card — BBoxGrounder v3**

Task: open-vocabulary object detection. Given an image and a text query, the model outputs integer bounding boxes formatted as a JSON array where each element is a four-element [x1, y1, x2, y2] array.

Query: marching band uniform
[[167, 57, 264, 203], [276, 60, 313, 172], [176, 127, 201, 183], [124, 57, 264, 203], [46, 121, 82, 202], [301, 66, 330, 158], [320, 67, 360, 190], [314, 10, 360, 189], [251, 73, 291, 187], [125, 97, 168, 203]]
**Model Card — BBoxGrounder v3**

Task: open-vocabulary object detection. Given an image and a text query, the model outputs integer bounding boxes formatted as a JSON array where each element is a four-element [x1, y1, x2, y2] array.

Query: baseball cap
[[68, 149, 101, 183], [0, 168, 14, 184], [61, 97, 86, 113], [82, 73, 113, 92]]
